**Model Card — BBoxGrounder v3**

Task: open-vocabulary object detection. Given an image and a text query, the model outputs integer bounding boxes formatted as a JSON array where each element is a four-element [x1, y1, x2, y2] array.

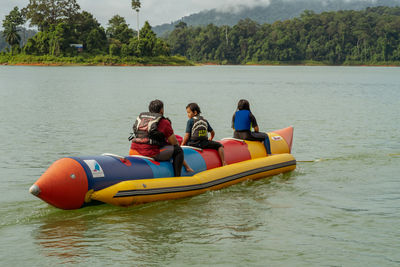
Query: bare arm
[[254, 126, 259, 132], [167, 134, 179, 146], [209, 130, 215, 141], [181, 133, 190, 146]]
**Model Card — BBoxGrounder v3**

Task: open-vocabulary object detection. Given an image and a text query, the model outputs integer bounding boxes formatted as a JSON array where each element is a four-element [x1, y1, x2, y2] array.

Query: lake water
[[0, 65, 399, 266]]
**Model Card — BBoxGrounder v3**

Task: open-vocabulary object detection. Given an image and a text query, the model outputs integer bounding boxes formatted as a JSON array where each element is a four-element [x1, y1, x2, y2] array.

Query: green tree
[[163, 6, 400, 65], [124, 21, 169, 57], [167, 21, 189, 56], [109, 39, 122, 56], [22, 0, 80, 31], [86, 28, 107, 53], [74, 11, 107, 53], [138, 21, 157, 56], [2, 27, 21, 55], [2, 7, 25, 55], [230, 19, 260, 63], [25, 31, 50, 55], [131, 0, 141, 40], [106, 15, 134, 44], [48, 22, 73, 56]]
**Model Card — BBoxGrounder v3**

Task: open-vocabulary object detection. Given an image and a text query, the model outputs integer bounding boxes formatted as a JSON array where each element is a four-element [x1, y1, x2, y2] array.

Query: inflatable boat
[[29, 127, 296, 210]]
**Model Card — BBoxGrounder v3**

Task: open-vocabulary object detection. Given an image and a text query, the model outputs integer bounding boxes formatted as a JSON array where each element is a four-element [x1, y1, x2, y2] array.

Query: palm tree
[[2, 7, 24, 55], [2, 25, 21, 55], [131, 0, 141, 40]]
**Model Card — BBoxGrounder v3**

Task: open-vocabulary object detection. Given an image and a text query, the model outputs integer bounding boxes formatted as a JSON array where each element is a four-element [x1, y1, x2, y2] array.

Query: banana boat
[[29, 127, 296, 210]]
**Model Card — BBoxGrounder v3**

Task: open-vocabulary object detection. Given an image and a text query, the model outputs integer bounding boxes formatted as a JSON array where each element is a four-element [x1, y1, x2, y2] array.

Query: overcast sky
[[1, 0, 273, 29]]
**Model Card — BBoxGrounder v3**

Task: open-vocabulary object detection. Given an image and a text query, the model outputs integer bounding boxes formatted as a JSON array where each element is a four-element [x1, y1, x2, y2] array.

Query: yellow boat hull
[[91, 153, 296, 207]]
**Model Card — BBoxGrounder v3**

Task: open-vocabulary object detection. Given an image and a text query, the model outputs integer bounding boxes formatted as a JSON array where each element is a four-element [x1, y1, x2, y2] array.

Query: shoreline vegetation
[[2, 1, 400, 67], [0, 54, 193, 66], [1, 54, 399, 67]]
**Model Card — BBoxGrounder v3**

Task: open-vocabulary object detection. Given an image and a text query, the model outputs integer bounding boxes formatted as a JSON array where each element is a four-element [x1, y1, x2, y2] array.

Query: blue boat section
[[72, 156, 154, 191], [72, 148, 207, 192], [182, 147, 207, 175], [140, 159, 174, 178], [128, 148, 207, 178]]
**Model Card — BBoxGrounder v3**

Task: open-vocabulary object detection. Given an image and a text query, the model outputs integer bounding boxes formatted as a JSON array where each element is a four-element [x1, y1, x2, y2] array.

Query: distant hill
[[153, 0, 400, 36]]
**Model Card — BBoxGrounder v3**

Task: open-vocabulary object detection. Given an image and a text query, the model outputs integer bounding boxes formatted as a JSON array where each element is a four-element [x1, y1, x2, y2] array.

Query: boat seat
[[102, 153, 125, 159], [181, 145, 203, 152], [221, 137, 246, 143], [102, 153, 155, 161], [130, 155, 155, 161]]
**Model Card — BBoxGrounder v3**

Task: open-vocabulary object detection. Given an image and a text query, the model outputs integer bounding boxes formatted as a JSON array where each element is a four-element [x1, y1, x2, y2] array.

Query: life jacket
[[191, 116, 208, 141], [131, 112, 165, 146], [234, 110, 251, 131]]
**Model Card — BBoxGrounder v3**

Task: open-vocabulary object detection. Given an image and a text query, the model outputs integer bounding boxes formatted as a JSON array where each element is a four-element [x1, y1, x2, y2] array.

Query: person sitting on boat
[[181, 103, 227, 166], [232, 99, 271, 154], [129, 99, 193, 176]]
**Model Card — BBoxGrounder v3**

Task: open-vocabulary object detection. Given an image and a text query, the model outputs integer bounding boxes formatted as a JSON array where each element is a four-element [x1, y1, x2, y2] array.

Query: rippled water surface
[[0, 65, 399, 266]]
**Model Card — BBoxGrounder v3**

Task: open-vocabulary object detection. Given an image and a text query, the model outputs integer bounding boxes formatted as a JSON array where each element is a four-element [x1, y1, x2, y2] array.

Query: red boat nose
[[31, 158, 88, 210], [273, 126, 294, 153]]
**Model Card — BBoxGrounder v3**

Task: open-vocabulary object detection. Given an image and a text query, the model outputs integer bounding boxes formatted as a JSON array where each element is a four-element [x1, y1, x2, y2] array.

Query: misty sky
[[1, 0, 273, 29]]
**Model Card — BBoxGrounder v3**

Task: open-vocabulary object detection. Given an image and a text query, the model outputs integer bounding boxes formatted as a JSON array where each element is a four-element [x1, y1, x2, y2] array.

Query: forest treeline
[[1, 0, 177, 65], [153, 0, 400, 36], [165, 6, 400, 65], [2, 0, 400, 65]]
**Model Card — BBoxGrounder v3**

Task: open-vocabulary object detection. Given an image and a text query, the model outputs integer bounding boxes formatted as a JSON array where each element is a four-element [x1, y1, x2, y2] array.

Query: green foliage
[[131, 0, 141, 12], [16, 5, 168, 59], [109, 41, 121, 56], [6, 0, 398, 66], [1, 28, 37, 52], [164, 6, 400, 65], [2, 7, 25, 55], [22, 0, 80, 31], [28, 31, 50, 55], [0, 53, 193, 66], [48, 23, 72, 56], [106, 15, 134, 44], [153, 0, 400, 36], [16, 2, 109, 56], [168, 22, 189, 56], [120, 21, 170, 57], [131, 0, 141, 39], [74, 11, 108, 53], [10, 1, 171, 58], [138, 21, 157, 56], [3, 6, 25, 28], [86, 28, 107, 53]]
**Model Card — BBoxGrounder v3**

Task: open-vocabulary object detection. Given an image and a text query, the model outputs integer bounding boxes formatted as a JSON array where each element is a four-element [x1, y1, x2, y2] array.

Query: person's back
[[130, 112, 172, 157], [232, 99, 261, 141], [233, 109, 252, 132], [232, 99, 271, 154], [129, 99, 192, 176], [182, 103, 227, 166]]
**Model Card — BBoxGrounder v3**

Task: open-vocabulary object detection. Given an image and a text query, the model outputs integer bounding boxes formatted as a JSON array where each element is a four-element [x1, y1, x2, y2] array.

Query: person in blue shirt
[[232, 99, 271, 154], [181, 103, 227, 166]]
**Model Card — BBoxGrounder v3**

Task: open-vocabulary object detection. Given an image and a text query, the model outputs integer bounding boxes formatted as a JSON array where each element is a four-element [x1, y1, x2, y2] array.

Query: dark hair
[[186, 103, 201, 115], [148, 99, 164, 113], [237, 99, 250, 111]]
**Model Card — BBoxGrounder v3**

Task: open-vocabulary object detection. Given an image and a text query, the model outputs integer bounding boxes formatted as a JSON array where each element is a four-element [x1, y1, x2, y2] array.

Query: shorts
[[234, 131, 268, 142], [188, 140, 223, 151]]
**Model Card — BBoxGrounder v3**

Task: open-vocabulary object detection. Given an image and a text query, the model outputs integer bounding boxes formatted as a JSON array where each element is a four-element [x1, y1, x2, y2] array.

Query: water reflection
[[35, 214, 90, 264], [33, 174, 296, 264], [34, 203, 197, 264]]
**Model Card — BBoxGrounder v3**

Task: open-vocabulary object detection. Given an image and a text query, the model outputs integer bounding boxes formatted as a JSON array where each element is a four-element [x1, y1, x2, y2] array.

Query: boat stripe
[[113, 160, 296, 198]]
